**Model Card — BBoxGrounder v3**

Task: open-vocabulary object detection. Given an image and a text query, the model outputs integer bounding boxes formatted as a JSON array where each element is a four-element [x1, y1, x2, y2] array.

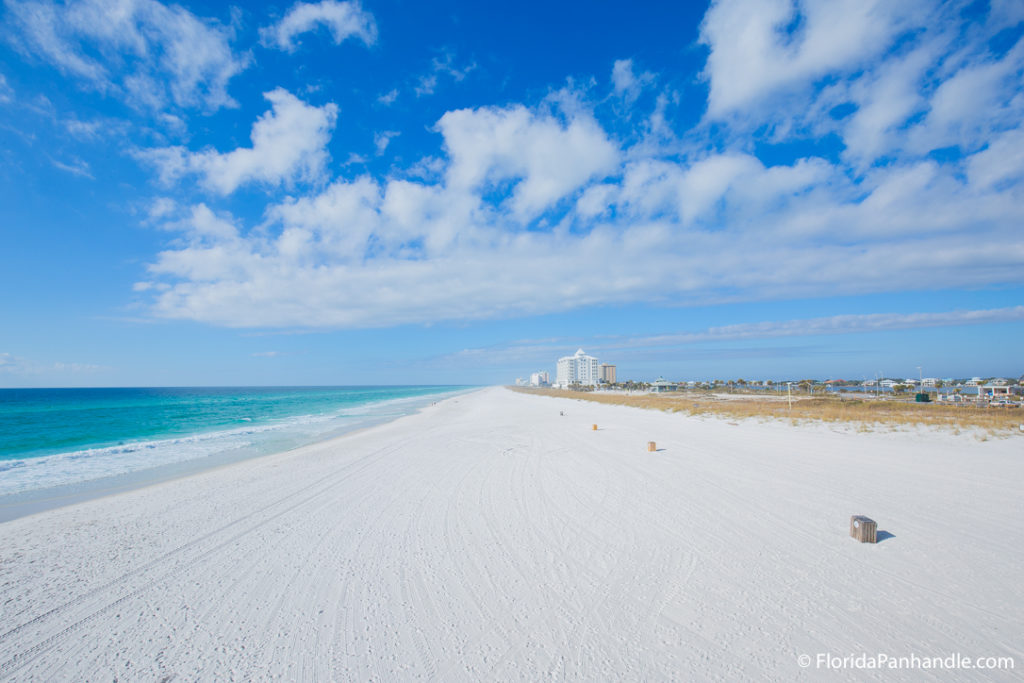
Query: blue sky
[[1, 0, 1023, 387]]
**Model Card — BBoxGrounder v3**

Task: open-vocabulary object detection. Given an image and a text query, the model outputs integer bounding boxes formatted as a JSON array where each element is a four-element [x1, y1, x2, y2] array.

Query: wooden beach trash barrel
[[849, 515, 877, 543], [647, 441, 656, 452], [592, 424, 598, 430]]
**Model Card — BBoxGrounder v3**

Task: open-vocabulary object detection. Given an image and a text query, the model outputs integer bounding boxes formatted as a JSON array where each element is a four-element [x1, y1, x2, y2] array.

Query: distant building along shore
[[556, 349, 600, 388], [518, 356, 1021, 406], [599, 363, 616, 384]]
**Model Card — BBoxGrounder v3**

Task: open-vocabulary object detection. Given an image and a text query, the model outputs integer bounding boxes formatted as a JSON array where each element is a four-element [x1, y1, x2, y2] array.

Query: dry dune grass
[[509, 386, 1024, 436]]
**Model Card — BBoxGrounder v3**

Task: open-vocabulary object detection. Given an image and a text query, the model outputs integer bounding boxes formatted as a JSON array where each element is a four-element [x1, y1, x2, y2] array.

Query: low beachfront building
[[978, 384, 1020, 400], [650, 377, 678, 393], [556, 349, 600, 388]]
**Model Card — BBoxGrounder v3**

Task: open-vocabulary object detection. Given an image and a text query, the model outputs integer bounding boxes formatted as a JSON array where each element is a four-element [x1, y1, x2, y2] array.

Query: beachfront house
[[650, 377, 678, 393], [978, 384, 1020, 400]]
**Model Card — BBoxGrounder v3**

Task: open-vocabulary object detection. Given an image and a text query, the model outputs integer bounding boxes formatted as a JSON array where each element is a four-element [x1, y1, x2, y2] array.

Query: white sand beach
[[0, 387, 1021, 681]]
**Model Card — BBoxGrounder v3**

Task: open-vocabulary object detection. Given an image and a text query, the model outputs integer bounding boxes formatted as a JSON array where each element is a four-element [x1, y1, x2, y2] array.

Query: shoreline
[[1, 386, 1020, 680], [0, 387, 480, 524]]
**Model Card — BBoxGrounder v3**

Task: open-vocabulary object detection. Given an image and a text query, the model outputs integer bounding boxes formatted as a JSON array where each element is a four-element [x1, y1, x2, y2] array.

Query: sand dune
[[0, 387, 1021, 680]]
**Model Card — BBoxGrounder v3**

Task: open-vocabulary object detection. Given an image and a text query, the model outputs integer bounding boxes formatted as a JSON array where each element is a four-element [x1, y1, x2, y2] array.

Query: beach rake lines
[[329, 476, 404, 678], [327, 435, 478, 681], [685, 449, 1016, 628], [483, 433, 585, 678], [476, 430, 629, 679], [564, 505, 645, 678], [661, 458, 1017, 663], [634, 548, 696, 682], [446, 441, 523, 665], [392, 453, 471, 681], [432, 435, 557, 679], [427, 440, 506, 681], [197, 476, 359, 678], [516, 435, 628, 675], [0, 440, 412, 678]]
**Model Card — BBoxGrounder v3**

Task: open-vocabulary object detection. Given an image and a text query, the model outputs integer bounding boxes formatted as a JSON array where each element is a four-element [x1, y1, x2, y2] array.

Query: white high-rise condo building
[[556, 349, 600, 388]]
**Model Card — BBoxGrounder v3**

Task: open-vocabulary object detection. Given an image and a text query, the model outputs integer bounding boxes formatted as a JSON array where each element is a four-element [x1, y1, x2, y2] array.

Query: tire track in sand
[[0, 439, 412, 679]]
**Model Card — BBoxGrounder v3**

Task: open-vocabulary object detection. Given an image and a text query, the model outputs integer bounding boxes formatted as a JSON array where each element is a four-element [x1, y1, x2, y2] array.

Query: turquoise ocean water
[[0, 386, 469, 498]]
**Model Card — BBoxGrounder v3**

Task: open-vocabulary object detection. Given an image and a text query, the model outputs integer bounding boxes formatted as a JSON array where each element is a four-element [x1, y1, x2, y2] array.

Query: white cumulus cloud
[[438, 102, 620, 220], [138, 88, 337, 195], [5, 0, 248, 111], [130, 1, 1024, 331], [699, 0, 921, 119], [260, 0, 376, 52], [611, 59, 654, 104]]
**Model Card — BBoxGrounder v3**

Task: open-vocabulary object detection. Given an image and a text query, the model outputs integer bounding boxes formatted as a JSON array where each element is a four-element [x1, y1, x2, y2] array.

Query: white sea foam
[[0, 389, 465, 496]]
